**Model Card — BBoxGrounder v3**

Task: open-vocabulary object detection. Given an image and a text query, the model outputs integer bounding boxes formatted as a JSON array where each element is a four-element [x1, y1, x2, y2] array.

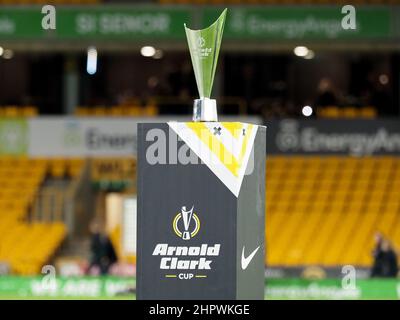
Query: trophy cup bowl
[[184, 9, 227, 122]]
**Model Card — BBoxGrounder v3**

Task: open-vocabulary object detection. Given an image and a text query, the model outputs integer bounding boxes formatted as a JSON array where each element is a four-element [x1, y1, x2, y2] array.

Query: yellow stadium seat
[[75, 107, 90, 116], [318, 106, 340, 118], [266, 156, 400, 267], [0, 157, 71, 274], [360, 106, 377, 119], [341, 107, 358, 118], [21, 106, 38, 117]]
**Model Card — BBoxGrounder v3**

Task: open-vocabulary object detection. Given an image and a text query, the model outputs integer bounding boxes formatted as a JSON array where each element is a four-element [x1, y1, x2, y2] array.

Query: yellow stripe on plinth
[[186, 122, 240, 177], [221, 122, 244, 139]]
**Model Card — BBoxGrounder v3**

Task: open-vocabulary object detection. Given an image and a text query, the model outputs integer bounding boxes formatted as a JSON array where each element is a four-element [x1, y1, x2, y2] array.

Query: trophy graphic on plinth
[[185, 8, 226, 122], [137, 9, 266, 300]]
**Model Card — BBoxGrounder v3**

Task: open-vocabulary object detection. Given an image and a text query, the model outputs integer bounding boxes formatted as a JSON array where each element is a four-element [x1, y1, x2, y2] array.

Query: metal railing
[[31, 160, 94, 236]]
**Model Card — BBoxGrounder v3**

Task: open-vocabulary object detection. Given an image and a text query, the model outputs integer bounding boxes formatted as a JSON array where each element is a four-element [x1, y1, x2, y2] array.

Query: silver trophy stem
[[193, 98, 218, 122]]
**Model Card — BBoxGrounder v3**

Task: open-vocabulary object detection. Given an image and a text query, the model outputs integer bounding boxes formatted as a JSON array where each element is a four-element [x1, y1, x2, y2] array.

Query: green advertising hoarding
[[56, 7, 190, 40], [0, 276, 399, 299], [0, 6, 395, 41], [0, 9, 42, 39], [203, 7, 392, 40], [0, 119, 28, 156], [265, 278, 400, 300], [0, 7, 190, 40], [0, 276, 135, 299]]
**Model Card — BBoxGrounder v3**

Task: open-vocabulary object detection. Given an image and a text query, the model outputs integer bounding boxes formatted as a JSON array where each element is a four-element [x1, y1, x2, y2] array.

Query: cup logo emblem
[[173, 206, 200, 240], [197, 36, 205, 48]]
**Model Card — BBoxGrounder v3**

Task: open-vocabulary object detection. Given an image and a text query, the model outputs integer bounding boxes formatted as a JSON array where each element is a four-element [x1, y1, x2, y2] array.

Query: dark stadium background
[[0, 0, 400, 299]]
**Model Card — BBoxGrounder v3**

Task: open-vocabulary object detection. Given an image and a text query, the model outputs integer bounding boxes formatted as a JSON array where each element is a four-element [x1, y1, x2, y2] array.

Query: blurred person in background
[[371, 232, 384, 277], [87, 220, 118, 276], [315, 77, 339, 107], [380, 239, 399, 277], [370, 79, 392, 116], [371, 232, 398, 278]]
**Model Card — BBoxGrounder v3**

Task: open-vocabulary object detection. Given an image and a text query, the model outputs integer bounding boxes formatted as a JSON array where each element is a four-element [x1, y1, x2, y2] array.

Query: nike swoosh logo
[[241, 246, 260, 270]]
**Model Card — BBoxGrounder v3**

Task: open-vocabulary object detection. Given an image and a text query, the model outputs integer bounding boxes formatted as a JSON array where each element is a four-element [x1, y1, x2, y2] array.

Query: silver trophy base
[[193, 98, 218, 122]]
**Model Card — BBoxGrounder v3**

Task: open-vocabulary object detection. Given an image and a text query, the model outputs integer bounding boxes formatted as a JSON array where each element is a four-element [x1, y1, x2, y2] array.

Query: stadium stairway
[[266, 156, 400, 267], [56, 237, 91, 260]]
